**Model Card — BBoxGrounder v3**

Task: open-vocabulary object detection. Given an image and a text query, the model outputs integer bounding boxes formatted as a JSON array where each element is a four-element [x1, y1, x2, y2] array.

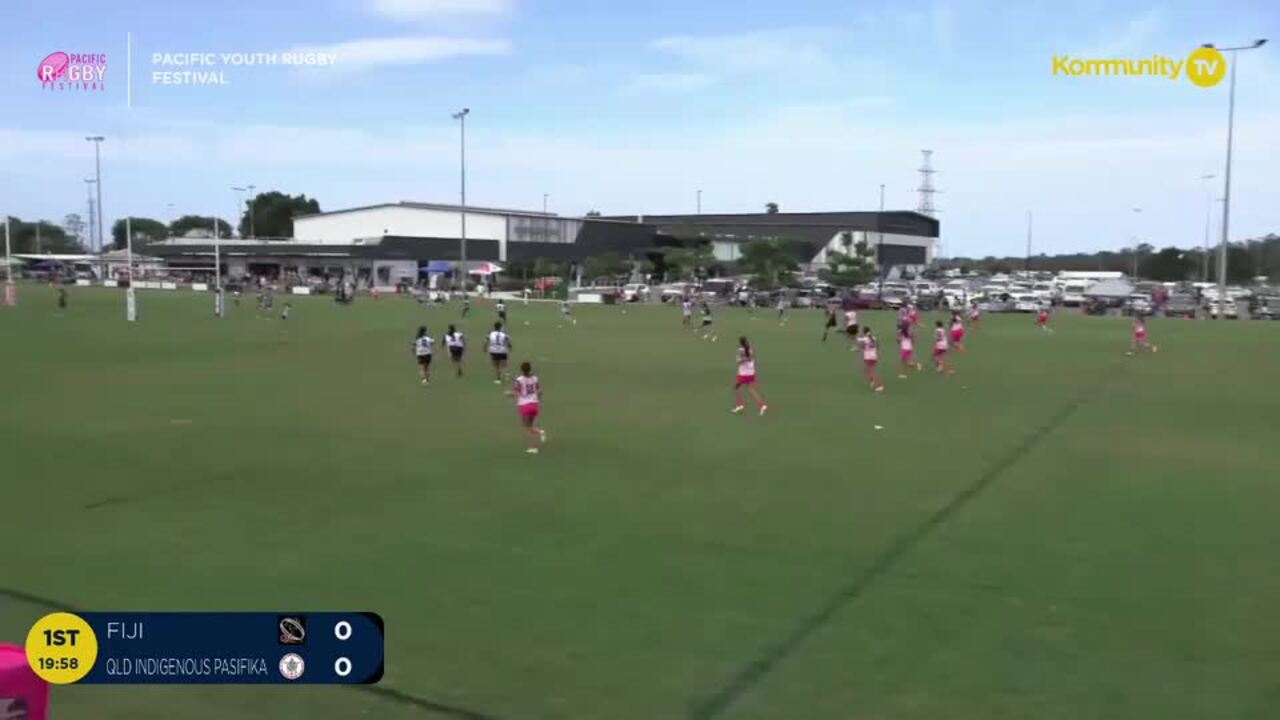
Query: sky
[[1, 0, 1278, 257]]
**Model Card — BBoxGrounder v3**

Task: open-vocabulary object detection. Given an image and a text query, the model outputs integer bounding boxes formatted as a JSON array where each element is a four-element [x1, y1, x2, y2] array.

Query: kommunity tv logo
[[1053, 46, 1227, 87]]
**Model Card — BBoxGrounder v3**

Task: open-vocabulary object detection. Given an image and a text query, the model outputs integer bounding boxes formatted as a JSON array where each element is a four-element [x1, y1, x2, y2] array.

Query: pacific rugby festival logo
[[1052, 45, 1226, 87], [37, 52, 108, 91]]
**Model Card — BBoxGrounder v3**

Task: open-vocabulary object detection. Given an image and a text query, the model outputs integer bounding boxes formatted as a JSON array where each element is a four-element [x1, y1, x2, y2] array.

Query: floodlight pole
[[452, 108, 470, 292], [1200, 174, 1215, 281], [1202, 39, 1267, 317], [86, 135, 104, 254]]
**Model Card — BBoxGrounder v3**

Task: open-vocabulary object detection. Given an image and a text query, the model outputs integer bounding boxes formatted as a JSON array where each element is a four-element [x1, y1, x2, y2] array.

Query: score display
[[25, 612, 383, 685]]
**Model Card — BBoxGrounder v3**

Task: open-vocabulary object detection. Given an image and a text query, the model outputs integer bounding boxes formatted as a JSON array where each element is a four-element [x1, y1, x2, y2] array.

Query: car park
[[1123, 293, 1153, 316], [1208, 300, 1240, 319], [1013, 294, 1041, 313], [1164, 293, 1199, 317], [1249, 296, 1280, 320]]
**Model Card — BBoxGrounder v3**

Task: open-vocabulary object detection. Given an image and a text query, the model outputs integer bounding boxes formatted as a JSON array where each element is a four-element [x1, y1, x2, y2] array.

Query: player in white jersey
[[731, 337, 768, 415], [412, 325, 434, 385], [932, 320, 953, 374], [561, 300, 576, 326], [496, 300, 508, 324], [844, 308, 860, 346], [681, 299, 694, 328], [508, 361, 547, 454], [858, 327, 885, 392], [444, 324, 466, 378], [776, 295, 789, 325], [487, 322, 513, 384]]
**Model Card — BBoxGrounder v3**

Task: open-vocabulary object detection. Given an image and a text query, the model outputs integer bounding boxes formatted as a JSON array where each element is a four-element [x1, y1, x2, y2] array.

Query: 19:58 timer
[[37, 657, 79, 670]]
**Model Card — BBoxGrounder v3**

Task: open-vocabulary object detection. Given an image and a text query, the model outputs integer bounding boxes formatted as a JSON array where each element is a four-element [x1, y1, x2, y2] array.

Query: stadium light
[[1201, 39, 1267, 318], [1199, 174, 1215, 281], [452, 108, 470, 292], [85, 136, 104, 254]]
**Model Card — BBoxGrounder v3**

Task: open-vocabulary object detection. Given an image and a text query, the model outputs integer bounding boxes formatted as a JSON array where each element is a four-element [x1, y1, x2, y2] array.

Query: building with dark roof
[[147, 201, 939, 285]]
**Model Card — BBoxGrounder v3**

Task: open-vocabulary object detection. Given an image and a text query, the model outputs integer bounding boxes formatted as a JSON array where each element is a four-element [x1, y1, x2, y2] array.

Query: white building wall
[[810, 231, 935, 265], [293, 206, 508, 246]]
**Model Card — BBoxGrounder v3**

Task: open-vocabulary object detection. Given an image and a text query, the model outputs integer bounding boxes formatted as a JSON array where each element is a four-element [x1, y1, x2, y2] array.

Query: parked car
[[1249, 296, 1280, 320], [791, 289, 816, 308], [659, 283, 694, 303], [978, 293, 1015, 313], [1013, 294, 1041, 313], [1123, 293, 1153, 316], [1208, 300, 1240, 319], [621, 283, 651, 302], [1164, 293, 1199, 317], [1060, 281, 1089, 307], [879, 287, 911, 309], [1083, 298, 1110, 315]]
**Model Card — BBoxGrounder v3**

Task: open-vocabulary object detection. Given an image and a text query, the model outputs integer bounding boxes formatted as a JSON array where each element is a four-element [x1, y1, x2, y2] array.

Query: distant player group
[[407, 290, 1159, 452]]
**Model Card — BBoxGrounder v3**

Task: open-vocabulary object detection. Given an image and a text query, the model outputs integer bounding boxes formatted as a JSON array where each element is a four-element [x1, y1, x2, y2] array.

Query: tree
[[110, 217, 168, 249], [533, 257, 565, 279], [1146, 247, 1192, 282], [638, 258, 656, 279], [663, 244, 716, 281], [2, 217, 83, 254], [240, 191, 320, 238], [583, 253, 627, 282], [171, 215, 233, 238], [740, 238, 799, 289], [765, 202, 779, 214], [584, 209, 602, 217], [63, 213, 86, 247], [823, 234, 876, 286]]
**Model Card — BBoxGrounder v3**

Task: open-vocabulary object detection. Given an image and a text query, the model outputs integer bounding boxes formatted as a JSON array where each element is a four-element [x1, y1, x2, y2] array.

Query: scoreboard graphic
[[23, 612, 383, 685]]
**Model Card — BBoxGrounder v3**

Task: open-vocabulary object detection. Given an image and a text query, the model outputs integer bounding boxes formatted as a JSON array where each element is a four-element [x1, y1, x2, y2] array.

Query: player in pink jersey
[[968, 299, 981, 327], [908, 303, 921, 328], [897, 325, 923, 378], [508, 361, 547, 454], [949, 312, 966, 352], [732, 337, 768, 416], [1128, 314, 1158, 356], [932, 320, 953, 374], [857, 327, 885, 392], [1036, 302, 1053, 333]]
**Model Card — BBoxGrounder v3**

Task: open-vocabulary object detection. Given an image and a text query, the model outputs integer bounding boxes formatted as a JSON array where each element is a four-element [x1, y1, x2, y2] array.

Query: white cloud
[[368, 0, 509, 21], [652, 30, 838, 76], [283, 36, 510, 73], [622, 73, 717, 93], [1076, 10, 1164, 57]]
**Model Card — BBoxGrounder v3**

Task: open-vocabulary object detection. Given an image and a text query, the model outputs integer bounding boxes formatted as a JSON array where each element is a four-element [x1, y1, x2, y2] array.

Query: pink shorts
[[864, 358, 878, 368], [951, 330, 964, 343], [1038, 314, 1048, 324], [1135, 330, 1147, 340], [933, 347, 947, 357], [900, 350, 913, 361], [736, 375, 756, 386], [518, 403, 539, 420]]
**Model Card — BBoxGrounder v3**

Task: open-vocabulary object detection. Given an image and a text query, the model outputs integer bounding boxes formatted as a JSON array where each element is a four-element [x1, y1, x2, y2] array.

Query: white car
[[622, 283, 650, 302], [1060, 282, 1088, 307], [1013, 294, 1041, 313], [1208, 300, 1239, 319]]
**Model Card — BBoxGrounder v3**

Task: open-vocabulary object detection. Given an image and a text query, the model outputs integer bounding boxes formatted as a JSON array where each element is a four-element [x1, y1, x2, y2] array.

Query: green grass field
[[2, 284, 1279, 720]]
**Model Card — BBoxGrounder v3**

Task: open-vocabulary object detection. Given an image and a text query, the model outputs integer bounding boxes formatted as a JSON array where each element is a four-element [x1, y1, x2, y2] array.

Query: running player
[[932, 320, 952, 374], [488, 322, 513, 383], [968, 299, 981, 327], [822, 304, 839, 342], [682, 297, 694, 329], [858, 327, 885, 392], [496, 299, 508, 325], [907, 302, 920, 328], [776, 294, 788, 325], [57, 287, 68, 310], [461, 294, 471, 318], [732, 337, 768, 416], [1128, 314, 1158, 355], [280, 301, 292, 321], [843, 307, 860, 347], [444, 324, 465, 377], [1036, 302, 1052, 333], [508, 361, 546, 454], [561, 299, 576, 326], [412, 325, 434, 385], [949, 311, 966, 352], [897, 325, 922, 378], [700, 302, 717, 341]]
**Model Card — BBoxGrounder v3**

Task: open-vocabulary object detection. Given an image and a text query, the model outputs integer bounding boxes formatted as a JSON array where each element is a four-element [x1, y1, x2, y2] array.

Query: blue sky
[[1, 0, 1277, 256]]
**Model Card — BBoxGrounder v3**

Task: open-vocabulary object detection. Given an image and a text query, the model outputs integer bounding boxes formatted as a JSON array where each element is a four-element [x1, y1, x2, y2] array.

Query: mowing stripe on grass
[[0, 587, 506, 720], [688, 372, 1119, 720]]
